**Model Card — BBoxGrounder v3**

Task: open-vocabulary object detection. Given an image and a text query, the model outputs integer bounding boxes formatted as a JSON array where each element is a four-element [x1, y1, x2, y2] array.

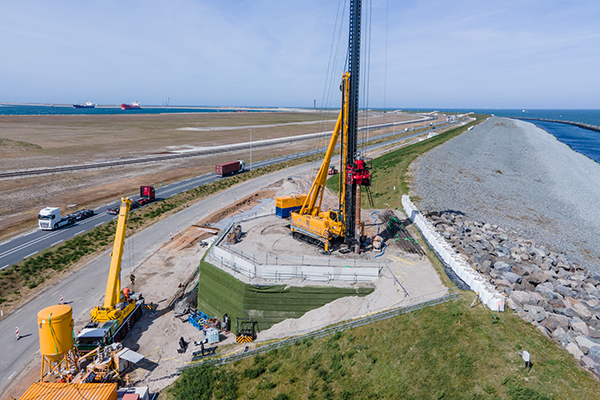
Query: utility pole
[[249, 128, 252, 171], [344, 0, 361, 248]]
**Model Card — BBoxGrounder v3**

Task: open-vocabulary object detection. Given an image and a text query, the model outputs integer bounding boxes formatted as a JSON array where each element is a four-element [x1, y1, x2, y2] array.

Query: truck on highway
[[106, 185, 156, 214], [216, 160, 245, 177], [38, 207, 94, 230]]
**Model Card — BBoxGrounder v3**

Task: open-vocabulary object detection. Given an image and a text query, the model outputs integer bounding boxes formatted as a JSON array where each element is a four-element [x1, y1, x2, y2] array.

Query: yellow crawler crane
[[281, 72, 351, 252], [84, 198, 143, 346]]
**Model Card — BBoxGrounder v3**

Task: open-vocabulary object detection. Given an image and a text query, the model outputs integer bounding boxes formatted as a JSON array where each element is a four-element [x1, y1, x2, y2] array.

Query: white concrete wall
[[208, 244, 379, 283], [402, 195, 505, 311]]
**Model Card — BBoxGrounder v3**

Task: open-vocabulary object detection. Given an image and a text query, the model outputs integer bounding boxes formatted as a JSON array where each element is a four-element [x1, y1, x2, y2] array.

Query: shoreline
[[410, 117, 600, 271], [515, 117, 600, 134]]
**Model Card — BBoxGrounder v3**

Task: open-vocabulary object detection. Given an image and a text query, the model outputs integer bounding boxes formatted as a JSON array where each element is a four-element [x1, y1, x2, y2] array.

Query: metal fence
[[206, 216, 382, 283], [175, 288, 458, 373]]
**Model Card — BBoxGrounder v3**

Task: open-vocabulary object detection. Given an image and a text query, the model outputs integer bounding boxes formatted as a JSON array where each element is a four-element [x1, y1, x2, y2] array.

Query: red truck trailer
[[139, 185, 155, 205], [106, 185, 155, 214], [216, 160, 245, 177]]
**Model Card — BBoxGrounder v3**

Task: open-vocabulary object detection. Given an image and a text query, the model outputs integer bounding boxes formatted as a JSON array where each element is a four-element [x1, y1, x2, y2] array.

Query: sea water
[[406, 108, 600, 164], [0, 103, 262, 116]]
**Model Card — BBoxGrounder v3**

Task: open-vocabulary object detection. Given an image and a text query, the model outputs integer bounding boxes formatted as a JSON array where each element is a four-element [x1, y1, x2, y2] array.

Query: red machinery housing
[[347, 157, 371, 186]]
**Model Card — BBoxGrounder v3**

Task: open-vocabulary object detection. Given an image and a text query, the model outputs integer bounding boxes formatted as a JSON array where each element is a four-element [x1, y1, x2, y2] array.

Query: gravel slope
[[410, 117, 600, 271]]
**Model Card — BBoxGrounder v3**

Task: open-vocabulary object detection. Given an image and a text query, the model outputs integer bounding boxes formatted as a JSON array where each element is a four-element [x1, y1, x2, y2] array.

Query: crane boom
[[103, 197, 131, 308], [90, 197, 141, 326], [299, 72, 349, 217]]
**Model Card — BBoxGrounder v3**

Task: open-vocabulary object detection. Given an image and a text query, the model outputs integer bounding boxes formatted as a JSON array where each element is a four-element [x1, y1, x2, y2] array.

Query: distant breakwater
[[517, 117, 600, 133]]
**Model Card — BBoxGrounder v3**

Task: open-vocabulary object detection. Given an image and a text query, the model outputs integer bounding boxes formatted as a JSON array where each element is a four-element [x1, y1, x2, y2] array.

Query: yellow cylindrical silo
[[37, 304, 74, 359]]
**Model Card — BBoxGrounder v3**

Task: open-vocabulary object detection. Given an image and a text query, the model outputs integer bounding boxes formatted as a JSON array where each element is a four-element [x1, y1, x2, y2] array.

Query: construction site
[[7, 156, 450, 399], [5, 1, 451, 398]]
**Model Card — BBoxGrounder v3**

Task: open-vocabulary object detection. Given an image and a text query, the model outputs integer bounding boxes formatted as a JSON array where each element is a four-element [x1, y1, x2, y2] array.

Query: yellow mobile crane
[[76, 198, 144, 353], [277, 73, 351, 252]]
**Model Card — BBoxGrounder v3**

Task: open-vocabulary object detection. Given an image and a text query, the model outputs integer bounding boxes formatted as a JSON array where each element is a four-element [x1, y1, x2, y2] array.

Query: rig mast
[[344, 0, 361, 246]]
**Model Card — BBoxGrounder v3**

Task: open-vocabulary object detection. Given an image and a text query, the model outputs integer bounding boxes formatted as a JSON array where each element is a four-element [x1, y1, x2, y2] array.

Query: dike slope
[[410, 117, 600, 271]]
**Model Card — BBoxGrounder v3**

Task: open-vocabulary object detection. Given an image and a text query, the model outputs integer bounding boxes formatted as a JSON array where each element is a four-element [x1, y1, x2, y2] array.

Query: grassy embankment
[[164, 114, 600, 399]]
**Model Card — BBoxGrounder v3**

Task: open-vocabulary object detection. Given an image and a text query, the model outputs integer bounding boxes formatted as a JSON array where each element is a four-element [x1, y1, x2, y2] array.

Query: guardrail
[[206, 215, 381, 283]]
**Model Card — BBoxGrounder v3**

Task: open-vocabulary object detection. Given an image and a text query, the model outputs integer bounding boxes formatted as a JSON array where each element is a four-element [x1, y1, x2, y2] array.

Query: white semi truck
[[38, 207, 94, 230]]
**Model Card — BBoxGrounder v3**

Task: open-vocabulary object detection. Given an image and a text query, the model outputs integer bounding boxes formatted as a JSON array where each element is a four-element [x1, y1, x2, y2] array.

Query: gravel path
[[410, 117, 600, 271]]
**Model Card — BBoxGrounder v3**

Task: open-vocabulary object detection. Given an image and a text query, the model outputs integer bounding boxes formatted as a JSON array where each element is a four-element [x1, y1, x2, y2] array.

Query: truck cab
[[38, 207, 61, 230]]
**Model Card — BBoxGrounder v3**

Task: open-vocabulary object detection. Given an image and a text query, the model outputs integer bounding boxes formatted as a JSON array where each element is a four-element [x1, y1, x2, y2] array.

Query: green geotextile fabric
[[196, 261, 374, 331]]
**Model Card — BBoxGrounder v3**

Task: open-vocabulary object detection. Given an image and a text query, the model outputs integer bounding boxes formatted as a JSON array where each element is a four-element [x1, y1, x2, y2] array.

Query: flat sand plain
[[0, 111, 424, 239]]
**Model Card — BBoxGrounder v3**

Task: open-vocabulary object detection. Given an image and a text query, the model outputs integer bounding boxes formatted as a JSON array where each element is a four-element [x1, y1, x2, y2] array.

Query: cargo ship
[[121, 101, 141, 110], [73, 101, 96, 109]]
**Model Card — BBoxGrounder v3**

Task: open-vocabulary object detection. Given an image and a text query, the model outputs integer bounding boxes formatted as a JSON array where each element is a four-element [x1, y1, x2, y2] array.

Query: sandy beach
[[410, 117, 600, 271]]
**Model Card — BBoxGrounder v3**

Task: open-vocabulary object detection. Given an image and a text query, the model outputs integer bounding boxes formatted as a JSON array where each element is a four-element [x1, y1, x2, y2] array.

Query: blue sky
[[1, 1, 599, 109]]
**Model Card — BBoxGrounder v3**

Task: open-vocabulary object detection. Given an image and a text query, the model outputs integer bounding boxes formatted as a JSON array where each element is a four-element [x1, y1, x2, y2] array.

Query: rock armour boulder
[[426, 210, 600, 377]]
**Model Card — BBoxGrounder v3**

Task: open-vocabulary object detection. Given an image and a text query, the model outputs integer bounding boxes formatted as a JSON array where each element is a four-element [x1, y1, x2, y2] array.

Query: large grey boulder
[[524, 305, 547, 322], [589, 325, 600, 340], [571, 319, 590, 336], [505, 297, 519, 311], [580, 355, 598, 371], [554, 306, 581, 319], [535, 285, 558, 300], [548, 298, 565, 309], [527, 271, 549, 286], [588, 346, 600, 364], [566, 342, 584, 360], [542, 313, 569, 332], [503, 272, 522, 284], [494, 261, 512, 272], [510, 291, 537, 308], [553, 327, 576, 345], [555, 284, 577, 298], [517, 309, 535, 323], [573, 303, 593, 321], [575, 336, 599, 354]]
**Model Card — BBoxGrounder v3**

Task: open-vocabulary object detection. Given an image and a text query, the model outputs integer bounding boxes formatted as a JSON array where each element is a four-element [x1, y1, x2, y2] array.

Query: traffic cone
[[15, 327, 19, 341], [169, 232, 173, 240]]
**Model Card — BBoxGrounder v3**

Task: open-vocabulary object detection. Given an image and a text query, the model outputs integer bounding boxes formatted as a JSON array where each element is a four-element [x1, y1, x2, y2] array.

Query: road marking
[[7, 372, 16, 380], [51, 240, 63, 247], [74, 231, 85, 236], [0, 229, 64, 258], [1, 264, 8, 269], [95, 222, 105, 227], [24, 251, 38, 258]]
